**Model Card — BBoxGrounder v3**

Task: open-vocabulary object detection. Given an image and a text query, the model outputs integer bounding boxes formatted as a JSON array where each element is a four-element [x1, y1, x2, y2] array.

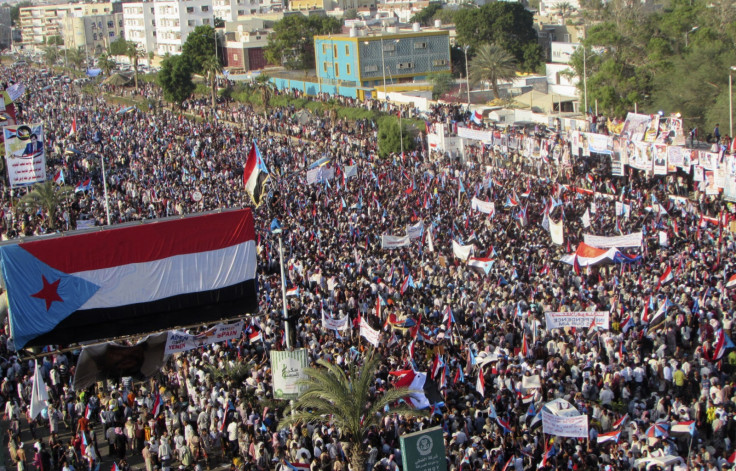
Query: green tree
[[255, 74, 272, 111], [264, 15, 341, 70], [42, 46, 59, 67], [469, 43, 517, 99], [201, 55, 222, 108], [108, 36, 129, 57], [19, 181, 73, 230], [214, 17, 225, 28], [428, 71, 455, 99], [125, 41, 144, 89], [97, 53, 116, 75], [455, 2, 541, 71], [46, 35, 63, 46], [158, 54, 195, 108], [65, 47, 85, 71], [182, 25, 216, 73], [281, 352, 424, 471], [411, 2, 443, 26], [344, 8, 358, 20], [377, 116, 414, 158]]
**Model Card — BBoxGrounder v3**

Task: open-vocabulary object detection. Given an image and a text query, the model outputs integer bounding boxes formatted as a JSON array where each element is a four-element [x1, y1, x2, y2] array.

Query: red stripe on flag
[[21, 210, 255, 273]]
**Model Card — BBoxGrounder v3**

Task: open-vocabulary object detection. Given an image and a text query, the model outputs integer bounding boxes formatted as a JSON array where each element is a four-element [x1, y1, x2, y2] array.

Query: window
[[238, 10, 245, 15], [186, 6, 194, 12], [323, 61, 328, 72], [382, 43, 395, 52], [364, 64, 378, 73], [234, 53, 239, 60], [346, 63, 351, 75], [93, 33, 97, 40], [414, 42, 426, 49], [107, 21, 113, 28], [333, 44, 337, 56], [203, 18, 210, 24], [202, 6, 209, 11], [188, 19, 195, 26], [334, 62, 339, 76], [109, 31, 115, 37], [398, 62, 413, 69], [345, 44, 349, 56], [322, 43, 327, 54], [432, 59, 447, 66]]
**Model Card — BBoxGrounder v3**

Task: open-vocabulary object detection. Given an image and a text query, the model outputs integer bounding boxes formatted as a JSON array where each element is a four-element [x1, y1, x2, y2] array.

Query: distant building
[[154, 0, 213, 56], [0, 6, 11, 51], [19, 2, 114, 50], [213, 0, 263, 21], [61, 11, 124, 56], [314, 26, 450, 89], [122, 2, 157, 56], [223, 19, 269, 70]]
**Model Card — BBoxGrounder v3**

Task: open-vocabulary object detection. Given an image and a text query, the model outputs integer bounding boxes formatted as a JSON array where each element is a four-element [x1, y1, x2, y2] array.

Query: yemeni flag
[[389, 369, 442, 409], [243, 141, 269, 207], [69, 118, 77, 137], [727, 274, 736, 289], [152, 393, 162, 417], [612, 413, 628, 430], [476, 368, 485, 397], [657, 265, 673, 290], [53, 169, 65, 185], [1, 210, 258, 348]]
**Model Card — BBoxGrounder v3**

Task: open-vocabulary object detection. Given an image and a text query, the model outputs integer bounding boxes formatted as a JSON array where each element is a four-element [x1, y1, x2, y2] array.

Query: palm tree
[[98, 53, 116, 76], [201, 56, 222, 109], [555, 1, 575, 23], [42, 46, 59, 67], [468, 43, 518, 100], [255, 74, 272, 112], [282, 352, 425, 471], [19, 181, 74, 230], [65, 47, 85, 72], [125, 41, 144, 89]]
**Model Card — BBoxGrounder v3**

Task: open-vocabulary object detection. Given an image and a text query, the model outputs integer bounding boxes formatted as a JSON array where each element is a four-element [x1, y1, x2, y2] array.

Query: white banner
[[322, 311, 349, 331], [522, 375, 541, 389], [6, 83, 25, 102], [549, 218, 564, 245], [457, 126, 494, 143], [583, 232, 642, 248], [542, 411, 589, 438], [360, 317, 380, 347], [4, 123, 47, 188], [306, 166, 335, 184], [452, 240, 473, 261], [614, 201, 631, 218], [406, 220, 424, 239], [270, 349, 309, 400], [165, 321, 244, 354], [471, 197, 495, 215], [344, 165, 358, 180], [382, 234, 411, 249], [544, 311, 610, 330]]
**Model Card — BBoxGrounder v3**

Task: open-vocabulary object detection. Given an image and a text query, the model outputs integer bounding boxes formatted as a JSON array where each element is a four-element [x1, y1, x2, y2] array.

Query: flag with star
[[0, 210, 258, 349]]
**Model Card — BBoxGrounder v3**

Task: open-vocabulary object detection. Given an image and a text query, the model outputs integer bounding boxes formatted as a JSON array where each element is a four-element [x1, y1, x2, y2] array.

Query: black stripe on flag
[[28, 279, 257, 347]]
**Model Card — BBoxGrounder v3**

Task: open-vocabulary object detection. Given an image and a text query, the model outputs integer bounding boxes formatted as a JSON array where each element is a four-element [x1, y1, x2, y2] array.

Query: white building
[[213, 0, 262, 21], [155, 0, 213, 56], [545, 41, 580, 110], [122, 3, 157, 56]]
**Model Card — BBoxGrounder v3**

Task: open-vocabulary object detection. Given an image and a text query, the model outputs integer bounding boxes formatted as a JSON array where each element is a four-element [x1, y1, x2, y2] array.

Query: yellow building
[[19, 2, 114, 50]]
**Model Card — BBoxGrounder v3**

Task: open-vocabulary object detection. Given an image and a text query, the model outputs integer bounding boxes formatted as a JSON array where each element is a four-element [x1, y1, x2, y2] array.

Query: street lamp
[[464, 45, 470, 105], [729, 65, 736, 138], [685, 26, 698, 48]]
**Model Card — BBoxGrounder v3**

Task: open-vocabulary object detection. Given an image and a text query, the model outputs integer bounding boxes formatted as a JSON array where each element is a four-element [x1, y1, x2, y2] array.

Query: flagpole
[[277, 232, 291, 350]]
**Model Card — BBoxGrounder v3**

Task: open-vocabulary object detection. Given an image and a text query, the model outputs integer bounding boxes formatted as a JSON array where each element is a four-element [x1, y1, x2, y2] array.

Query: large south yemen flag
[[1, 209, 258, 349]]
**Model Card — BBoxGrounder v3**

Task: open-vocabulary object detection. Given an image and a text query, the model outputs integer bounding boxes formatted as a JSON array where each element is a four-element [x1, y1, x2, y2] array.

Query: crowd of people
[[0, 62, 734, 471]]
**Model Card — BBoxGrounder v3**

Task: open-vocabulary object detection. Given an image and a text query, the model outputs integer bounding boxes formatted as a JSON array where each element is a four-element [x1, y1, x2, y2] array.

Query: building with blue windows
[[313, 27, 451, 91]]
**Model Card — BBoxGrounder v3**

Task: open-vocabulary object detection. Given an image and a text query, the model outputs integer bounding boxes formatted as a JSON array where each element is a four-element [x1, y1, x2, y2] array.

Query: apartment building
[[213, 0, 262, 21], [61, 12, 125, 55], [154, 0, 213, 56], [19, 2, 114, 50], [122, 2, 157, 55]]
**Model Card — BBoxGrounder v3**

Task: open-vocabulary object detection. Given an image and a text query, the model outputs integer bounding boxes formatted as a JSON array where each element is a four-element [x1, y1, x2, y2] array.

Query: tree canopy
[[454, 2, 542, 72], [570, 0, 736, 131], [410, 2, 443, 26], [158, 54, 195, 107], [182, 25, 218, 73], [264, 15, 341, 70]]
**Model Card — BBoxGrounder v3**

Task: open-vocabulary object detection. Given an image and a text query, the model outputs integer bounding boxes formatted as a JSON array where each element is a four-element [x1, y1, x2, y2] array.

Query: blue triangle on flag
[[0, 245, 100, 348]]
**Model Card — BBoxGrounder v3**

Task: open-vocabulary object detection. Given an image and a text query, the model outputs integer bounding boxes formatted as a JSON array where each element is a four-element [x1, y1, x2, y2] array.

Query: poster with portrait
[[4, 123, 46, 188], [652, 144, 668, 175], [644, 114, 660, 142], [705, 170, 719, 195], [632, 141, 652, 172], [610, 136, 624, 176], [621, 113, 651, 142], [666, 116, 686, 146]]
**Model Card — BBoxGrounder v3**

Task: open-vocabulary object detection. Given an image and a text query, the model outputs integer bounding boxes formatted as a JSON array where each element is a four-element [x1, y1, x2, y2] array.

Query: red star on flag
[[31, 275, 63, 310]]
